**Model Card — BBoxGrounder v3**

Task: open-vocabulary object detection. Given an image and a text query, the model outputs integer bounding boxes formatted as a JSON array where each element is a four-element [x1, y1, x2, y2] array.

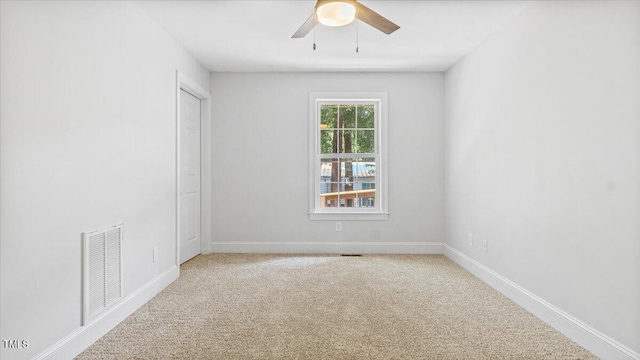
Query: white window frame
[[308, 92, 389, 221]]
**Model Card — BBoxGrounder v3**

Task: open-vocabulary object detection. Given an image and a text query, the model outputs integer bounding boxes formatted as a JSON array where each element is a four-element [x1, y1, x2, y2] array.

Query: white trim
[[176, 71, 212, 263], [175, 72, 181, 266], [210, 241, 443, 254], [308, 212, 389, 221], [35, 266, 179, 360], [178, 73, 210, 103], [308, 92, 389, 220], [443, 244, 640, 360], [199, 82, 213, 255]]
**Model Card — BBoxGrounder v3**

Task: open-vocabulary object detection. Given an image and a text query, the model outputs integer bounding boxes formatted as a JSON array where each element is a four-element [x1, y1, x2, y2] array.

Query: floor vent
[[340, 254, 363, 257], [83, 224, 123, 325]]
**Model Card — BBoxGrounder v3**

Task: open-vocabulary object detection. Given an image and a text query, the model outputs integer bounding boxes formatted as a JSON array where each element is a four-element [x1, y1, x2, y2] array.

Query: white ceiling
[[136, 1, 530, 72]]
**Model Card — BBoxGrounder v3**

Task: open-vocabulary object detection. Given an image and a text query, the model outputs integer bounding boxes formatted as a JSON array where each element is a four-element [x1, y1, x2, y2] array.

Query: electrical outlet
[[153, 247, 159, 263], [482, 240, 487, 253], [335, 222, 342, 232], [468, 233, 473, 246]]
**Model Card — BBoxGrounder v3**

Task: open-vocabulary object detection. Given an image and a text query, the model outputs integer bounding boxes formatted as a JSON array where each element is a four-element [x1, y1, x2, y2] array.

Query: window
[[309, 93, 388, 220]]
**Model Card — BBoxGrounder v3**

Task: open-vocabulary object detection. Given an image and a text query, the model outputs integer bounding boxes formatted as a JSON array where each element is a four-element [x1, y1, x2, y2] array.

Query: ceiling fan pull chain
[[356, 20, 359, 53], [313, 21, 317, 50]]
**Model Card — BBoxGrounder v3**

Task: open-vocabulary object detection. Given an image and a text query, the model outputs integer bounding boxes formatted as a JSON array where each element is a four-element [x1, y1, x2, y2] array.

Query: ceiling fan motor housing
[[292, 0, 400, 39]]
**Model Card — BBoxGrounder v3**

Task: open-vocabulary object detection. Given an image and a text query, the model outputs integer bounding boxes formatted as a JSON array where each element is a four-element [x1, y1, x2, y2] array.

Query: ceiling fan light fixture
[[316, 1, 356, 27]]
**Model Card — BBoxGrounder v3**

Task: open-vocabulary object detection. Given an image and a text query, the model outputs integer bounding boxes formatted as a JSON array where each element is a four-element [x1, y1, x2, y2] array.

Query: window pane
[[357, 105, 375, 129], [321, 104, 338, 129], [357, 191, 375, 208], [341, 159, 357, 207], [320, 158, 343, 183], [319, 157, 376, 208], [321, 129, 343, 154], [355, 158, 375, 208], [320, 130, 334, 154], [320, 159, 340, 208], [356, 130, 375, 153], [340, 130, 355, 153], [355, 158, 376, 180], [339, 181, 358, 208], [341, 158, 357, 186], [340, 105, 356, 128], [321, 182, 340, 208]]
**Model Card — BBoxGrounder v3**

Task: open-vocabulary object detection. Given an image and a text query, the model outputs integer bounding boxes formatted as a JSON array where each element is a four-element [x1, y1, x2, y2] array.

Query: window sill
[[308, 212, 389, 221]]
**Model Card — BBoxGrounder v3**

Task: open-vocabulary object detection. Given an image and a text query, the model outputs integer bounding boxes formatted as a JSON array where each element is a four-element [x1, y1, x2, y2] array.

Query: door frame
[[176, 71, 211, 268]]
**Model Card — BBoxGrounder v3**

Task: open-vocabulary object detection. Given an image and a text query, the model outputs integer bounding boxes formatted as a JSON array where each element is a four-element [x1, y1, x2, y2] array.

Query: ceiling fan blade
[[355, 2, 400, 35], [292, 13, 317, 38]]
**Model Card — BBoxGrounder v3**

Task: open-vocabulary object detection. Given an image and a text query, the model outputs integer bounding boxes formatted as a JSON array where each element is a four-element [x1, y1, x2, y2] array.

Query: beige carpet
[[78, 254, 595, 359]]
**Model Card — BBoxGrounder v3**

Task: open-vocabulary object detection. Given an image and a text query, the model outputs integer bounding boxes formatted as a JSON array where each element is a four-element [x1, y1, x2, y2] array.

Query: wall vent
[[83, 224, 123, 325]]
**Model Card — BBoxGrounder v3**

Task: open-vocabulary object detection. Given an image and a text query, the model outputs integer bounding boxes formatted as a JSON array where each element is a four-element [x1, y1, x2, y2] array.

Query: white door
[[179, 89, 201, 264]]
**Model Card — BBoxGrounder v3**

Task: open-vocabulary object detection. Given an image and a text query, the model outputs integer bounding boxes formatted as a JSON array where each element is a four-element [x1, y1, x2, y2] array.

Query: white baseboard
[[210, 241, 444, 254], [35, 265, 179, 360], [443, 244, 640, 360]]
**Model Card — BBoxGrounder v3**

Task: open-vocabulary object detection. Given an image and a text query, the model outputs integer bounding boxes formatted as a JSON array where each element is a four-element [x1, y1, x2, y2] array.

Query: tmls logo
[[2, 340, 29, 349]]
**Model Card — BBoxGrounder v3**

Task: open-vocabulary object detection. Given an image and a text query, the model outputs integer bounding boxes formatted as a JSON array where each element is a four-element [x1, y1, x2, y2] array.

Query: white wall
[[0, 1, 209, 358], [210, 73, 444, 253], [445, 0, 640, 356]]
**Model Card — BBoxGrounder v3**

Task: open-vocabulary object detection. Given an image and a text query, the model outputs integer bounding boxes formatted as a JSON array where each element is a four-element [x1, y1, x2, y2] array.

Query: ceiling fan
[[292, 0, 400, 39]]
